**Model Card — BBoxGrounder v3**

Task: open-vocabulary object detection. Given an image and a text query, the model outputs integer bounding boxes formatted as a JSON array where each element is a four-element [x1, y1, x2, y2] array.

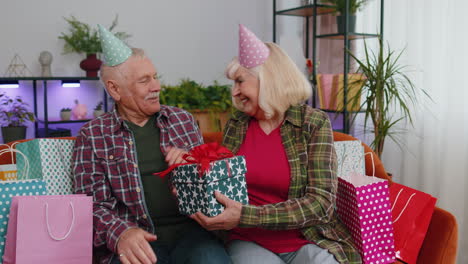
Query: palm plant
[[347, 39, 431, 158]]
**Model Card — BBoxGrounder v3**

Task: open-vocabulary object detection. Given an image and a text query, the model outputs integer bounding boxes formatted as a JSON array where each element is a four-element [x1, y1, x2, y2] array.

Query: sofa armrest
[[417, 207, 458, 264]]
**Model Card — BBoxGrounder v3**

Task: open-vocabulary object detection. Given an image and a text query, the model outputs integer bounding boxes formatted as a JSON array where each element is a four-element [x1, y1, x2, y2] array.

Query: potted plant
[[0, 93, 35, 143], [60, 108, 72, 121], [347, 39, 431, 158], [58, 15, 130, 77], [325, 0, 370, 33], [160, 79, 232, 133], [93, 101, 105, 118]]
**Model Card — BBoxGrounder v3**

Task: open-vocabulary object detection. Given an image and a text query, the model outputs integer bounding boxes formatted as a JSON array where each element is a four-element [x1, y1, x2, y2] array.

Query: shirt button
[[136, 187, 141, 193], [134, 163, 138, 168], [142, 214, 147, 219], [129, 140, 133, 145], [109, 155, 114, 160], [184, 142, 189, 146]]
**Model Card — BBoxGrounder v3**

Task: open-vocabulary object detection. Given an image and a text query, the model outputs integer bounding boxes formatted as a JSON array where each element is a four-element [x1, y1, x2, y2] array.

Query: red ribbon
[[154, 142, 234, 178]]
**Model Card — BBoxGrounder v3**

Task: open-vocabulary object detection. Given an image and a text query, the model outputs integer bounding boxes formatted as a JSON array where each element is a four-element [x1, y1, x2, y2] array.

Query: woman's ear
[[106, 80, 121, 102]]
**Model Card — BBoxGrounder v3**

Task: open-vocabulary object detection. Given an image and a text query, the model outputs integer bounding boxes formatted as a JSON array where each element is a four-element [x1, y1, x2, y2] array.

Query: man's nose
[[152, 78, 161, 91]]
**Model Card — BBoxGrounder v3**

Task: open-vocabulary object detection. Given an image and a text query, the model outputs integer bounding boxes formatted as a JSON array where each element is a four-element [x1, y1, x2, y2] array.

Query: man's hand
[[117, 228, 157, 264], [165, 147, 188, 166], [190, 191, 242, 230]]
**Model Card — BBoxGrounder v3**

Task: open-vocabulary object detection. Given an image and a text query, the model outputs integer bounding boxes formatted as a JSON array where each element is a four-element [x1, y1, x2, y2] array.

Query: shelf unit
[[273, 0, 384, 134], [0, 77, 108, 137]]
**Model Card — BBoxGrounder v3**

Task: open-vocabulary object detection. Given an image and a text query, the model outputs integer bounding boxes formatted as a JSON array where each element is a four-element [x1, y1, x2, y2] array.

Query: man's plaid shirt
[[223, 104, 361, 264], [72, 105, 203, 264]]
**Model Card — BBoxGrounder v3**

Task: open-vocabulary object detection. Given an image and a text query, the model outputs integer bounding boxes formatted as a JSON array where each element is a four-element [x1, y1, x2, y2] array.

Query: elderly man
[[72, 25, 231, 264]]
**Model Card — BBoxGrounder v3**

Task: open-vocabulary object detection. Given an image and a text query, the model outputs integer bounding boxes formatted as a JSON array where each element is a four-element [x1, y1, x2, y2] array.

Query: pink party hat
[[238, 24, 270, 68]]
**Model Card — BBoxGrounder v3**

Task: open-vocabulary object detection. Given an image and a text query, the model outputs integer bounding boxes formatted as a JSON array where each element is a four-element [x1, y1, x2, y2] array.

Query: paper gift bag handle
[[0, 147, 30, 179], [45, 201, 75, 241], [391, 188, 416, 223]]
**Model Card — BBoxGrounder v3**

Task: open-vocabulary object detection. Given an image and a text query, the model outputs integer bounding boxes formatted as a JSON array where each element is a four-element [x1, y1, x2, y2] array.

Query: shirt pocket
[[95, 147, 127, 181]]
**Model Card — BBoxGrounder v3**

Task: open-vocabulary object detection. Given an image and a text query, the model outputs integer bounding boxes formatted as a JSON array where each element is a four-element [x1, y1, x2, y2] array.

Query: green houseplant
[[58, 15, 130, 77], [60, 107, 72, 121], [347, 39, 431, 158], [0, 93, 35, 143], [325, 0, 370, 33], [93, 101, 105, 118], [160, 79, 232, 132]]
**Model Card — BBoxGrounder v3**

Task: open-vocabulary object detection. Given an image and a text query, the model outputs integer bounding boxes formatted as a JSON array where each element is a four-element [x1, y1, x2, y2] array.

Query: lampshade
[[61, 80, 80, 88], [0, 80, 19, 88]]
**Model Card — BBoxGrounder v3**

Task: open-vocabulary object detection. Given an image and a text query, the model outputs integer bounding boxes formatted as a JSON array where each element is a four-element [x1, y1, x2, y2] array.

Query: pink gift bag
[[336, 153, 395, 264], [3, 195, 93, 264]]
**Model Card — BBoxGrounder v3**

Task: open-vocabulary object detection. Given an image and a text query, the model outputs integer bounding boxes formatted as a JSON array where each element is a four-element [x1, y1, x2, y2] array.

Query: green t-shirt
[[125, 115, 197, 245]]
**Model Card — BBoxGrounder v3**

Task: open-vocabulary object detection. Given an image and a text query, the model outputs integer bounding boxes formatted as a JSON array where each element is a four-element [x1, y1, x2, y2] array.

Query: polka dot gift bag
[[15, 139, 75, 195], [336, 153, 395, 264]]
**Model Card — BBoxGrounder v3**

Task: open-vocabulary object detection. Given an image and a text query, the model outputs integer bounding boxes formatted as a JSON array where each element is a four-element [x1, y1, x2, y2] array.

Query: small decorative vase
[[72, 99, 88, 119], [79, 54, 102, 77], [60, 111, 71, 121]]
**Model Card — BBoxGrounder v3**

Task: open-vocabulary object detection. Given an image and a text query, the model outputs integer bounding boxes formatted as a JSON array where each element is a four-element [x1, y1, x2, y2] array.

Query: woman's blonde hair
[[225, 42, 311, 119]]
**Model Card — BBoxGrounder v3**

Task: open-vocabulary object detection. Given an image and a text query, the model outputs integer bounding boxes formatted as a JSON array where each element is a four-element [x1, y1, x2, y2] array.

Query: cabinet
[[273, 0, 384, 134], [0, 77, 108, 137]]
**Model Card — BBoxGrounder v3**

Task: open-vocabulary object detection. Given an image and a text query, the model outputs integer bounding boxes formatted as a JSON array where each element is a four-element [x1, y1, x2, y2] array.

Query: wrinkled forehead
[[120, 56, 156, 79]]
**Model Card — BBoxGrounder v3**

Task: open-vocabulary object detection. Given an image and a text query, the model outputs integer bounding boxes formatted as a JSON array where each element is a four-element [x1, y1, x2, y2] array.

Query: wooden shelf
[[37, 118, 92, 124], [316, 33, 380, 40], [275, 5, 334, 16]]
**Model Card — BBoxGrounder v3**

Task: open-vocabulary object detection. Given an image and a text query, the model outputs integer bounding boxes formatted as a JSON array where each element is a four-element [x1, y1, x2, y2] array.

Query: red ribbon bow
[[154, 142, 234, 178]]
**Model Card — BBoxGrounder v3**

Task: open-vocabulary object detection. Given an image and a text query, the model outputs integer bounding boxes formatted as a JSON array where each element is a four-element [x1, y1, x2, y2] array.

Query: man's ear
[[106, 80, 121, 102]]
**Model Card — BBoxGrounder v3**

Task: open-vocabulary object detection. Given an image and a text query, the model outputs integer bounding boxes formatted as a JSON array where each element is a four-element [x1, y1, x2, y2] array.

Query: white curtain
[[358, 1, 468, 263]]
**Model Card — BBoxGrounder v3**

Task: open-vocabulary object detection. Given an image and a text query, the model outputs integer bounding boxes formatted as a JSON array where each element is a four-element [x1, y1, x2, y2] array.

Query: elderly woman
[[190, 25, 361, 264]]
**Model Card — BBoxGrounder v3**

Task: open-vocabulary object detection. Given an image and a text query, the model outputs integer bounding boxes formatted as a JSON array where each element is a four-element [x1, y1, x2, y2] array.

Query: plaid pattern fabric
[[72, 105, 203, 264], [223, 104, 361, 264]]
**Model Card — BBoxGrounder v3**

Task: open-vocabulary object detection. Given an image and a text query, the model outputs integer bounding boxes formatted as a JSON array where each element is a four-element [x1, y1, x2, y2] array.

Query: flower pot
[[60, 111, 71, 121], [79, 54, 102, 77], [93, 110, 105, 118], [336, 15, 356, 34], [1, 126, 27, 143]]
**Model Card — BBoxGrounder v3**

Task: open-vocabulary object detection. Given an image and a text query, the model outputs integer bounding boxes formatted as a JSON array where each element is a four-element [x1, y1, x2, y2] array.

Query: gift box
[[171, 155, 249, 217]]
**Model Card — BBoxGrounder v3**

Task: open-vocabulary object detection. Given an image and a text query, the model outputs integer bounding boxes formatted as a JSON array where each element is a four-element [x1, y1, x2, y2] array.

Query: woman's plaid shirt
[[222, 104, 361, 264], [72, 105, 203, 264]]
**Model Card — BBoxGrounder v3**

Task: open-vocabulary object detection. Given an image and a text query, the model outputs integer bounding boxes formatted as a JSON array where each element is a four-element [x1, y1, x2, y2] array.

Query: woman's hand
[[165, 147, 188, 166], [190, 191, 242, 230]]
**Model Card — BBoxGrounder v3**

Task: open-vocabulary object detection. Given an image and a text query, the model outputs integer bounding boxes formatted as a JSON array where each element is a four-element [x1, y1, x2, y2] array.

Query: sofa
[[0, 132, 458, 264]]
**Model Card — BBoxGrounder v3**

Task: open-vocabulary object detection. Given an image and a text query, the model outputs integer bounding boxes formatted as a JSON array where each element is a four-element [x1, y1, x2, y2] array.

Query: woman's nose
[[232, 85, 240, 96]]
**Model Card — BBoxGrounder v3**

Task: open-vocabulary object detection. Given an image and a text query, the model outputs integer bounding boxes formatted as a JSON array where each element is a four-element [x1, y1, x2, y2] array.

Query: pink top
[[229, 119, 310, 253]]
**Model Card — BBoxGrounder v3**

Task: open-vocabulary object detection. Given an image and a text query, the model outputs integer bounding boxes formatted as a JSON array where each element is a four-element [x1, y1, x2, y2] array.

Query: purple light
[[62, 80, 80, 88], [0, 80, 19, 88], [62, 83, 80, 88], [0, 84, 20, 88]]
